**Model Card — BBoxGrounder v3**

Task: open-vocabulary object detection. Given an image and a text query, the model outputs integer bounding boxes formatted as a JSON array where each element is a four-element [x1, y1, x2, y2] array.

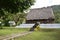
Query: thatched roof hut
[[26, 7, 55, 24]]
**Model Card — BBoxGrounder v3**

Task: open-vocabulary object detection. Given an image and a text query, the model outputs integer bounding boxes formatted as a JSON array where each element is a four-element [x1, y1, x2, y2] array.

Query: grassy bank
[[15, 28, 60, 40], [0, 28, 29, 36]]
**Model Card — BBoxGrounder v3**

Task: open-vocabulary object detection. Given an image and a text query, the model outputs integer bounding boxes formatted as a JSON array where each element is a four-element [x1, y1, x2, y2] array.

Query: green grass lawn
[[15, 29, 60, 40], [0, 28, 29, 36]]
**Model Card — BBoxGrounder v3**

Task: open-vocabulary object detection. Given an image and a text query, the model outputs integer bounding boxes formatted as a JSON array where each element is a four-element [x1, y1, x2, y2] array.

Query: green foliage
[[0, 0, 35, 26], [34, 25, 40, 31], [52, 5, 60, 23], [0, 0, 35, 14], [2, 13, 26, 26], [8, 13, 27, 25]]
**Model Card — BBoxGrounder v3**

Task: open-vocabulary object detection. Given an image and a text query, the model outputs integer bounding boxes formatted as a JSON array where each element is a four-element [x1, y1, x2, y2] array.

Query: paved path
[[0, 31, 32, 40]]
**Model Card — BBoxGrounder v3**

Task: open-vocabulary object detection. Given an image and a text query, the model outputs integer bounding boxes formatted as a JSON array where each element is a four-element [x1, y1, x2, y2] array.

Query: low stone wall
[[16, 24, 60, 28], [40, 24, 60, 28]]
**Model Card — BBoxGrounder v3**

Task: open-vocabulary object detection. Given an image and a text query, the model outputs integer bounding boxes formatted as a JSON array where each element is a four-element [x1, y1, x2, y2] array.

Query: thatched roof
[[26, 7, 55, 20]]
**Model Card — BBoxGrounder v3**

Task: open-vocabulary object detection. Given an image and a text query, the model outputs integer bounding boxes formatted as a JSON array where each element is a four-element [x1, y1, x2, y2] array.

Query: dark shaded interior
[[26, 19, 54, 24]]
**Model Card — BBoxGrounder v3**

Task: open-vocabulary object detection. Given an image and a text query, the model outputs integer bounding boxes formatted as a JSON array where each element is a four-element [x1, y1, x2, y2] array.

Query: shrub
[[34, 25, 40, 31]]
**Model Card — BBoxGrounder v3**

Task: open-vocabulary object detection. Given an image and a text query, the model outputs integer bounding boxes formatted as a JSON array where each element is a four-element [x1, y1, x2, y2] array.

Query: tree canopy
[[0, 0, 35, 15], [0, 0, 35, 26]]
